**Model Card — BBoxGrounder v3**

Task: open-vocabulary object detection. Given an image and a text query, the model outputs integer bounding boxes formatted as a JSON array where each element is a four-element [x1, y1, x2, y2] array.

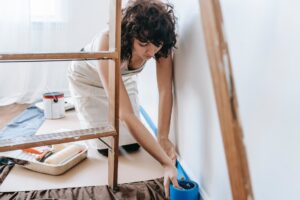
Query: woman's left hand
[[158, 138, 177, 166]]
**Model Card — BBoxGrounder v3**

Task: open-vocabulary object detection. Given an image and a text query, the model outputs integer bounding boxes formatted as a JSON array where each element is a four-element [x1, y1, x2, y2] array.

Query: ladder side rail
[[108, 0, 121, 191]]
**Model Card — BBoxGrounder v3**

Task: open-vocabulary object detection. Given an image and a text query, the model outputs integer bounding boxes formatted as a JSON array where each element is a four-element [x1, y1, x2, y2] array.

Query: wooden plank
[[108, 0, 121, 191], [0, 126, 116, 152], [200, 0, 254, 199], [0, 52, 118, 62]]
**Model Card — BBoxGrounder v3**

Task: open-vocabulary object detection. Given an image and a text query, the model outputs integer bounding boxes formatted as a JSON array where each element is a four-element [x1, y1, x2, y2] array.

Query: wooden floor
[[0, 104, 164, 192], [0, 104, 29, 130]]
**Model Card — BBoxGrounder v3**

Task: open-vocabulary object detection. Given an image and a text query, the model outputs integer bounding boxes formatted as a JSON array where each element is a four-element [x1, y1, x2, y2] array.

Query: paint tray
[[0, 144, 88, 175]]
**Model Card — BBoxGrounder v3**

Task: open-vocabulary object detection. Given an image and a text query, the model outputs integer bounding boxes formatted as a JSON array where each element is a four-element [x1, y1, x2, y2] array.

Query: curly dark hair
[[121, 0, 177, 61]]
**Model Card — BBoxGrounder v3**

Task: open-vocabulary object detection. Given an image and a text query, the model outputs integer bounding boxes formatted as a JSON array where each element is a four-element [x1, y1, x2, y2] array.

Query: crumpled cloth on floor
[[0, 177, 166, 200], [0, 157, 28, 185]]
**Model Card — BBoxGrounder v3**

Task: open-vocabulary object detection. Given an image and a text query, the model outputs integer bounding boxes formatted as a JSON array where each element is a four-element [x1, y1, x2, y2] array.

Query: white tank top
[[82, 32, 145, 77]]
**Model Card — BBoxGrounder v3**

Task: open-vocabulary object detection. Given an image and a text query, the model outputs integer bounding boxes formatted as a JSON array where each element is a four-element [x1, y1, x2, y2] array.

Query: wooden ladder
[[0, 0, 121, 191]]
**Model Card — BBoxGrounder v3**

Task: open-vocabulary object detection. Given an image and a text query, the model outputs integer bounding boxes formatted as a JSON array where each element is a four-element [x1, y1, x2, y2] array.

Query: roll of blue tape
[[170, 180, 199, 200]]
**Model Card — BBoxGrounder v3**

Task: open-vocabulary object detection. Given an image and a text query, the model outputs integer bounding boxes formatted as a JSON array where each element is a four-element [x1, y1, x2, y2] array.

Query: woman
[[68, 0, 179, 198]]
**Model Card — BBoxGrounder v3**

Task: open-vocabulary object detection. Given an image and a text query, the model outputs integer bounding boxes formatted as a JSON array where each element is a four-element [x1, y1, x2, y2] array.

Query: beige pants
[[67, 60, 139, 149]]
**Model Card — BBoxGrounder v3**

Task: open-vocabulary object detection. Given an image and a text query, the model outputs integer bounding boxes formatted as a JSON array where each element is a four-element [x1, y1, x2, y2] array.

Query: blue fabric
[[0, 106, 45, 140]]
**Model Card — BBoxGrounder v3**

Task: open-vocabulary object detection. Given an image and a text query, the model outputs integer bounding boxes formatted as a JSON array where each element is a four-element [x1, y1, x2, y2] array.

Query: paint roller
[[44, 144, 85, 165]]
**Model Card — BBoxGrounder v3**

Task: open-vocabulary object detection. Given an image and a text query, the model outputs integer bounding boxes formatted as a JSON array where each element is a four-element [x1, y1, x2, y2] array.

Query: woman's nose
[[146, 44, 159, 57]]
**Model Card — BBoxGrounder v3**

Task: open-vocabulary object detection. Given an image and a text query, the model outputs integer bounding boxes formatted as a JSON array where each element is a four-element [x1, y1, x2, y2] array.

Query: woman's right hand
[[158, 138, 177, 166], [163, 163, 180, 199]]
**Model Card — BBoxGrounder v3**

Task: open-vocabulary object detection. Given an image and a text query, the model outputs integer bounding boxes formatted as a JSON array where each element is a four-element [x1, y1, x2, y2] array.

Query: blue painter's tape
[[139, 106, 158, 134], [176, 160, 190, 181], [170, 180, 199, 200], [139, 106, 189, 181]]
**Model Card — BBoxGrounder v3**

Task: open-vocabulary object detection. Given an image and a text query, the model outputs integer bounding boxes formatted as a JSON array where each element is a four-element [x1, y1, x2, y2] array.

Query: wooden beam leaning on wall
[[200, 0, 254, 199]]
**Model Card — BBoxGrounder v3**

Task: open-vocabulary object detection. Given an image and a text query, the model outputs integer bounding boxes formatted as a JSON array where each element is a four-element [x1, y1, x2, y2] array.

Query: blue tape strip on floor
[[139, 106, 190, 181], [0, 106, 45, 140]]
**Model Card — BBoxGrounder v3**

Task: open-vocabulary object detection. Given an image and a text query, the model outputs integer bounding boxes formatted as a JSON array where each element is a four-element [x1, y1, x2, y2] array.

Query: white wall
[[139, 0, 232, 199], [221, 0, 300, 199], [163, 0, 300, 199], [141, 0, 300, 199], [170, 0, 231, 199]]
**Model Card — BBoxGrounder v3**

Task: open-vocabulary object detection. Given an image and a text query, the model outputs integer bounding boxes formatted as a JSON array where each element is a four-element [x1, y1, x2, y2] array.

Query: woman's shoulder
[[97, 29, 109, 41], [93, 29, 109, 44], [84, 29, 109, 51]]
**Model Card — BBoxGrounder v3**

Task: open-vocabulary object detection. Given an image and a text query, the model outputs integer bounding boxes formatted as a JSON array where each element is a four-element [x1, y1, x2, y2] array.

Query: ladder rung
[[0, 52, 118, 62], [0, 125, 116, 152]]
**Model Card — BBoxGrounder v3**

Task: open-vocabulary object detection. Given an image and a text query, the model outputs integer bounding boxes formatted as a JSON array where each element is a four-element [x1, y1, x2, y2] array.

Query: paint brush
[[36, 150, 53, 162], [23, 148, 43, 155]]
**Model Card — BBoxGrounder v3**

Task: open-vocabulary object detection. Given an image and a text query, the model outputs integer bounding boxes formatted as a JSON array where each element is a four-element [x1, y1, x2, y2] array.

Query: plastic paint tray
[[1, 144, 88, 175]]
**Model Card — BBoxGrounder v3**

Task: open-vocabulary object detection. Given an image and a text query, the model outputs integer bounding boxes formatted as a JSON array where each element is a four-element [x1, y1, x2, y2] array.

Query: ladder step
[[0, 125, 116, 152], [0, 52, 118, 62]]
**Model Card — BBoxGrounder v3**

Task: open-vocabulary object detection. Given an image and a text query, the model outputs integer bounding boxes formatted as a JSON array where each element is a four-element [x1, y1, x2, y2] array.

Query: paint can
[[170, 179, 199, 200], [43, 92, 65, 119]]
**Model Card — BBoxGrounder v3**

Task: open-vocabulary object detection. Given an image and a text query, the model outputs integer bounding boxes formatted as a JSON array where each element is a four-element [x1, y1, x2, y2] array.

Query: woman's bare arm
[[156, 54, 177, 164], [95, 32, 179, 198]]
